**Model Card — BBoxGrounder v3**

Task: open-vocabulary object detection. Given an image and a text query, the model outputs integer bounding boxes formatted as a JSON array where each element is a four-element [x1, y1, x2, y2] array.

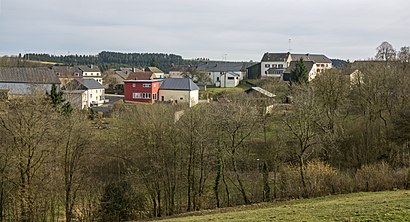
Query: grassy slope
[[159, 190, 410, 221]]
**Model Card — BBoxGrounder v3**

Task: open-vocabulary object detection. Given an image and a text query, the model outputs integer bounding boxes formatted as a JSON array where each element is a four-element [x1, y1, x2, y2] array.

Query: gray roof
[[159, 78, 199, 91], [63, 78, 103, 91], [261, 52, 290, 62], [76, 65, 100, 73], [197, 62, 245, 72], [0, 67, 61, 84], [52, 66, 79, 77], [284, 61, 315, 74], [291, 54, 332, 63]]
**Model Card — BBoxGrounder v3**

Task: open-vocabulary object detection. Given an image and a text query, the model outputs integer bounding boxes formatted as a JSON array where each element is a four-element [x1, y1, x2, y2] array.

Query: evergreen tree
[[47, 84, 72, 115], [291, 58, 309, 84], [150, 57, 159, 67]]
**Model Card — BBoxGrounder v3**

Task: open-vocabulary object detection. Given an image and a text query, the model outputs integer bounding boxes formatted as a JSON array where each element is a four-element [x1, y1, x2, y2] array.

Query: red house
[[124, 72, 162, 103]]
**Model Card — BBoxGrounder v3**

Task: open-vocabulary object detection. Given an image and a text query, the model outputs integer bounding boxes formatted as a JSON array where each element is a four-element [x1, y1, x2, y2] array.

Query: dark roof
[[76, 65, 100, 73], [196, 62, 245, 72], [126, 72, 154, 80], [159, 78, 199, 91], [62, 78, 103, 90], [291, 54, 332, 63], [261, 52, 290, 62], [144, 67, 164, 73], [284, 61, 315, 74], [0, 67, 60, 84]]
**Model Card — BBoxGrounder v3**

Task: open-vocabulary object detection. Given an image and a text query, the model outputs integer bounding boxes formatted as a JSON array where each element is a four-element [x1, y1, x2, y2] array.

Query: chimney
[[90, 64, 94, 69], [132, 67, 136, 72]]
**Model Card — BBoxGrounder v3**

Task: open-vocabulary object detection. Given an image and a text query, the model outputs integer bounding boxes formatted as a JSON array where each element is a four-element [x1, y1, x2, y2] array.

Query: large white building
[[62, 78, 105, 109], [196, 62, 246, 88], [75, 65, 103, 84], [261, 52, 332, 81]]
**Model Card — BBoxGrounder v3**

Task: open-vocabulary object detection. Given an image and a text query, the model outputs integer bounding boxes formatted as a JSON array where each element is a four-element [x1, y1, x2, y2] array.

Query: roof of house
[[227, 72, 241, 77], [126, 72, 155, 80], [62, 78, 103, 91], [51, 66, 80, 77], [144, 67, 164, 73], [291, 54, 332, 63], [0, 67, 61, 84], [159, 78, 199, 91], [283, 61, 315, 74], [261, 52, 290, 62], [196, 62, 246, 72], [76, 65, 100, 73]]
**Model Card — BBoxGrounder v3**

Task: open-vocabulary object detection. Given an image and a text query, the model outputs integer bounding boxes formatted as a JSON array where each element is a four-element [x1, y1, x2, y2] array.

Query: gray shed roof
[[63, 78, 103, 91], [197, 62, 245, 72], [0, 67, 61, 84], [159, 78, 199, 91], [261, 52, 290, 62]]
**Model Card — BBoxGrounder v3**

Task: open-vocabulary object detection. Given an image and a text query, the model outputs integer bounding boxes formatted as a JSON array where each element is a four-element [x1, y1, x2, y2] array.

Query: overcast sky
[[0, 0, 409, 61]]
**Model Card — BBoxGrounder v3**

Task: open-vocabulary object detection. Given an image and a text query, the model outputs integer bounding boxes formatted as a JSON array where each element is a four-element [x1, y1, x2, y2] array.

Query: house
[[282, 60, 316, 81], [75, 65, 102, 84], [158, 78, 199, 107], [0, 67, 61, 97], [144, 67, 165, 79], [260, 52, 332, 80], [123, 72, 162, 103], [196, 62, 246, 87], [62, 78, 105, 109]]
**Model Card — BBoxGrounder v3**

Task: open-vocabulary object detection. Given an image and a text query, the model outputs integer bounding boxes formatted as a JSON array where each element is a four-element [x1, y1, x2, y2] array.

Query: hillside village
[[1, 43, 410, 221]]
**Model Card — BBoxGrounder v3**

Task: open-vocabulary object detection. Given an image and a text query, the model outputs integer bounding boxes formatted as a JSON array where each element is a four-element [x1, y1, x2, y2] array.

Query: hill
[[158, 190, 410, 221]]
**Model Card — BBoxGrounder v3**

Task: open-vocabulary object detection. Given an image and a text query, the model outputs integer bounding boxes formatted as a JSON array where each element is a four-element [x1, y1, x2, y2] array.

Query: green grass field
[[159, 190, 410, 221]]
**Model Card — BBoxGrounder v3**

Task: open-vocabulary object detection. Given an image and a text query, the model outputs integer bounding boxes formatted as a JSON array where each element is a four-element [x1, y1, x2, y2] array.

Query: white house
[[62, 78, 105, 109], [75, 65, 103, 84], [158, 78, 199, 107], [260, 52, 332, 81], [196, 62, 246, 88], [0, 67, 60, 97]]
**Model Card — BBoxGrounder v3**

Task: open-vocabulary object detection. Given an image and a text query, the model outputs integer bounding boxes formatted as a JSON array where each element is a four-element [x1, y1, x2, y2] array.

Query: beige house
[[158, 78, 199, 107]]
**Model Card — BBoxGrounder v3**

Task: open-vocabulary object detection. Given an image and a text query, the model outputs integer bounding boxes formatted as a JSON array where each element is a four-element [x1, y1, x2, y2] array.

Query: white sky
[[0, 0, 409, 61]]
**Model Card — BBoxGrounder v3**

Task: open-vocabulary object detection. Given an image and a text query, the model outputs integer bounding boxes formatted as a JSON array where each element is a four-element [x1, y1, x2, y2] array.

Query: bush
[[355, 162, 395, 192]]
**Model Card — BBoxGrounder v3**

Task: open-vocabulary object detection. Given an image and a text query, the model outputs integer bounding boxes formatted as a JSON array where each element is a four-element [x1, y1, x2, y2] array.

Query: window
[[278, 64, 284, 68], [90, 94, 92, 98], [132, 93, 150, 99], [326, 64, 329, 67], [180, 97, 183, 100], [143, 83, 151, 88], [217, 77, 220, 81], [132, 83, 136, 88], [227, 77, 234, 80], [273, 64, 277, 68], [265, 64, 270, 68], [236, 77, 239, 80], [321, 64, 325, 67], [153, 93, 157, 100]]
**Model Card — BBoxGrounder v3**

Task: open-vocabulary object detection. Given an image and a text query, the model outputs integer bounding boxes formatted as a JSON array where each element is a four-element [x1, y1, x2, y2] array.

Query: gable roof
[[144, 67, 164, 73], [159, 78, 199, 91], [291, 54, 332, 63], [261, 52, 290, 62], [51, 66, 80, 78], [0, 67, 61, 84], [283, 61, 315, 74], [126, 72, 155, 80], [62, 78, 103, 91], [196, 62, 245, 72], [76, 65, 100, 73]]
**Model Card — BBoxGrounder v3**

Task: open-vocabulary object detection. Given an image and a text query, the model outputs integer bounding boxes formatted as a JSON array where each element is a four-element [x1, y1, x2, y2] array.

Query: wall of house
[[124, 81, 160, 103], [87, 88, 105, 107], [261, 61, 288, 78], [63, 92, 87, 109], [220, 74, 240, 88], [208, 71, 242, 87], [158, 89, 199, 107], [0, 83, 57, 95], [82, 72, 103, 84]]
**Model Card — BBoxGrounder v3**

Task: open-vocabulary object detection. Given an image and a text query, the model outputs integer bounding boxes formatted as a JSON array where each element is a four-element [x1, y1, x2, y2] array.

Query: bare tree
[[376, 41, 396, 61]]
